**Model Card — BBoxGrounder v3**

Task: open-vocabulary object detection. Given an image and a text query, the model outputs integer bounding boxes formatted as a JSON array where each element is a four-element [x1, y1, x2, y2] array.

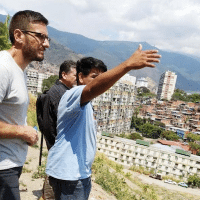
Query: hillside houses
[[136, 99, 200, 136]]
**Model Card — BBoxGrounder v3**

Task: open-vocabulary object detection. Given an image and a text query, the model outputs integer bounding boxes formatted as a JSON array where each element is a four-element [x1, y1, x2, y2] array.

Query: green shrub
[[129, 165, 150, 175], [92, 153, 136, 200], [32, 161, 46, 179], [22, 167, 32, 173], [127, 132, 143, 140]]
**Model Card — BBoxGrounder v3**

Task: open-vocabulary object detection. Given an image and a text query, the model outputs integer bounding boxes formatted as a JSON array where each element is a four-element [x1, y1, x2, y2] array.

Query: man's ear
[[13, 29, 24, 44], [78, 72, 83, 84], [62, 71, 66, 79]]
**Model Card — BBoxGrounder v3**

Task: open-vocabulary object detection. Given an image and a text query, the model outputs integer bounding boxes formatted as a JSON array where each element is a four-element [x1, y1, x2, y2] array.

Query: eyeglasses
[[21, 30, 51, 43]]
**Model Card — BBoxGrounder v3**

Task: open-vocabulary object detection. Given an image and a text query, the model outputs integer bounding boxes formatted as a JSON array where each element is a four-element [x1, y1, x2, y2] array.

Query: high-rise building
[[92, 74, 136, 135], [157, 70, 177, 100]]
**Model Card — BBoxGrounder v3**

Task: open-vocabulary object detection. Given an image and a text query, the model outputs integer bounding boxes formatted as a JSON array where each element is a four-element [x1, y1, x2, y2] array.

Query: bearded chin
[[22, 43, 44, 62], [33, 56, 44, 62], [22, 50, 44, 62]]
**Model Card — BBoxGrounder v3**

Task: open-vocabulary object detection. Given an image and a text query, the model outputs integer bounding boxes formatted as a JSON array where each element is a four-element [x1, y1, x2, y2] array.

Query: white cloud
[[0, 6, 8, 15], [1, 0, 200, 57]]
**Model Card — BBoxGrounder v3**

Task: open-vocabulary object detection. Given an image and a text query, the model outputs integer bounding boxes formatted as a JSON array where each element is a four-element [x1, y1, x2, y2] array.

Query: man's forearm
[[0, 120, 39, 145], [81, 62, 130, 104], [0, 120, 23, 139]]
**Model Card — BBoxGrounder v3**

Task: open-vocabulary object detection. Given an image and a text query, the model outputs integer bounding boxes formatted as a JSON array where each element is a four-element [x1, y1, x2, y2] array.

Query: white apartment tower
[[92, 74, 136, 135], [157, 71, 177, 101], [136, 77, 148, 88]]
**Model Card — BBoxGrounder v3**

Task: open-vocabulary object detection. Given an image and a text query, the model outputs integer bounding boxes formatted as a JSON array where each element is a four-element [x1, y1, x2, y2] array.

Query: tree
[[151, 126, 163, 139], [0, 15, 11, 50], [42, 75, 58, 91], [172, 88, 200, 103], [187, 174, 200, 188], [133, 106, 142, 118], [172, 88, 187, 101], [137, 87, 150, 95], [160, 130, 180, 141], [189, 142, 200, 151], [187, 93, 200, 103], [130, 116, 144, 130], [140, 123, 155, 138], [186, 132, 200, 142], [137, 87, 155, 99], [127, 132, 143, 140], [154, 121, 165, 128]]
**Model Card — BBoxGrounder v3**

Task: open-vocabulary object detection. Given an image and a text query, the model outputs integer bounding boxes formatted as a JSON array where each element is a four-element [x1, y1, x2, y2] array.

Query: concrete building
[[26, 68, 54, 95], [26, 69, 38, 94], [136, 77, 148, 88], [157, 71, 177, 101], [92, 75, 136, 135], [120, 74, 136, 85], [97, 135, 200, 180]]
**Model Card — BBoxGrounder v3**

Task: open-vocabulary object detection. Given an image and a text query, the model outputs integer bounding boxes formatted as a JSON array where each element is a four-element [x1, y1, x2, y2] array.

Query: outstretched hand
[[125, 44, 161, 70]]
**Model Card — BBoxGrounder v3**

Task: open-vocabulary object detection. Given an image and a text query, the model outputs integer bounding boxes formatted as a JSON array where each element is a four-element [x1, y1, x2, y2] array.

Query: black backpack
[[36, 90, 49, 137], [36, 90, 52, 165]]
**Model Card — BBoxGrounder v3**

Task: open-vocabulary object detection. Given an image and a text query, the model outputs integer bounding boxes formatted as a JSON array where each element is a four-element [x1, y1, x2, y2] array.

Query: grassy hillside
[[92, 152, 199, 200]]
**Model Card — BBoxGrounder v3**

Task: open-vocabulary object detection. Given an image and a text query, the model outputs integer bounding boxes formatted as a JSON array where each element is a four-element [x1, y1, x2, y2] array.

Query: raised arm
[[81, 44, 161, 104], [0, 120, 39, 146]]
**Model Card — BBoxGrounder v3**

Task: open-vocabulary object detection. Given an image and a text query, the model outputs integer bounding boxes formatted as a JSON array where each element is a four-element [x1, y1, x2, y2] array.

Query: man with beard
[[0, 10, 50, 200]]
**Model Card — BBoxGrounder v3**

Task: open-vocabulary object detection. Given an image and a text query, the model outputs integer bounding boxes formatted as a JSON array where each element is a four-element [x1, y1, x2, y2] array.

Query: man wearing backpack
[[36, 60, 76, 199]]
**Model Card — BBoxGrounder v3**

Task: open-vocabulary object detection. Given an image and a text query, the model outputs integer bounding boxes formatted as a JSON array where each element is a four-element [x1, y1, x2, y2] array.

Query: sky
[[1, 0, 200, 57]]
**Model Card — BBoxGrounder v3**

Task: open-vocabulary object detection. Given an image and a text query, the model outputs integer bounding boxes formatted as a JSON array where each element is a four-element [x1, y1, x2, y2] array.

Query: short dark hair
[[9, 10, 49, 44], [76, 57, 107, 82], [59, 60, 76, 79]]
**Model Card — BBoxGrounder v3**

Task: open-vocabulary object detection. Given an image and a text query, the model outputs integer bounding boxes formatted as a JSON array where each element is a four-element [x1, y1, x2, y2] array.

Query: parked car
[[178, 182, 188, 188], [164, 179, 177, 185], [149, 173, 162, 180]]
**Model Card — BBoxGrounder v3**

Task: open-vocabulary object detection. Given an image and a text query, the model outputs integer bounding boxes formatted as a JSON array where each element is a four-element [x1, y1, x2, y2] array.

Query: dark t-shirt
[[37, 79, 69, 150]]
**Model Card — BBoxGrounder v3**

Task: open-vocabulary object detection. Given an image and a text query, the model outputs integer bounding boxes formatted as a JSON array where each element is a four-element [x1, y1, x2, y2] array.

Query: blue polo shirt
[[46, 85, 97, 180]]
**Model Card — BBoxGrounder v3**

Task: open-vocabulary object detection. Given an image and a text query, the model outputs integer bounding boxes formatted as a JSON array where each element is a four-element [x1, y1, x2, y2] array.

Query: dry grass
[[93, 152, 200, 200]]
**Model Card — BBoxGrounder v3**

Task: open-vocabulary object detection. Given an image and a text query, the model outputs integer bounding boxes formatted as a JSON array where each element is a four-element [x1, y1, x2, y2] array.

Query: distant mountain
[[48, 26, 147, 68], [48, 26, 200, 91], [1, 14, 200, 91], [44, 39, 83, 65], [0, 14, 6, 22]]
